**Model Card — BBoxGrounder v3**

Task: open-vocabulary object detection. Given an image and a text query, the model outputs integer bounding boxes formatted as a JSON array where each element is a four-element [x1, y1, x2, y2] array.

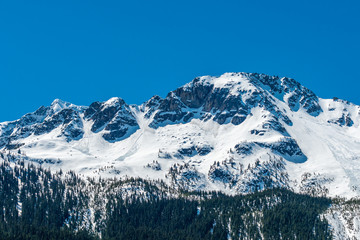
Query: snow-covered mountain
[[1, 72, 360, 198]]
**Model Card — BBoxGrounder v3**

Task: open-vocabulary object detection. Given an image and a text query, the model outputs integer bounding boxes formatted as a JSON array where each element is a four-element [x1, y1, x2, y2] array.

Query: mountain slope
[[0, 158, 334, 239], [1, 72, 360, 198]]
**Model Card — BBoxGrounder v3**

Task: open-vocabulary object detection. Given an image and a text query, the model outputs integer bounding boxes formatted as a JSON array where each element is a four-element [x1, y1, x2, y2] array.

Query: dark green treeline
[[0, 159, 332, 240]]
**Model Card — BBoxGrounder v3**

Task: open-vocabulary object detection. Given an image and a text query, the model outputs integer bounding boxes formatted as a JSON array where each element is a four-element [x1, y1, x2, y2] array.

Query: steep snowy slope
[[1, 72, 360, 198]]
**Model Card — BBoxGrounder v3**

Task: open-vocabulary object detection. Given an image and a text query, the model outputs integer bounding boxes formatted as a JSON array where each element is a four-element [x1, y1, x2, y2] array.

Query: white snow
[[2, 73, 360, 199]]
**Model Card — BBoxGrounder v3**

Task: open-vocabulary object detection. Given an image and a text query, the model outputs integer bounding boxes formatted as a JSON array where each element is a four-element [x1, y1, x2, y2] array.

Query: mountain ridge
[[1, 72, 360, 199]]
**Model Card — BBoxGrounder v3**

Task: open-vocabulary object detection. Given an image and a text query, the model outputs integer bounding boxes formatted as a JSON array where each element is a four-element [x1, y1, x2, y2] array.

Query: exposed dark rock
[[85, 98, 139, 141], [84, 101, 102, 119], [202, 88, 230, 112], [234, 138, 306, 163], [145, 160, 161, 171], [158, 149, 172, 159], [61, 116, 84, 141], [177, 146, 196, 157], [299, 89, 322, 116], [287, 94, 299, 111], [146, 95, 163, 109], [149, 93, 188, 128], [158, 144, 213, 159], [5, 143, 25, 150], [30, 108, 85, 141], [328, 113, 354, 127], [250, 129, 266, 136], [175, 77, 214, 108], [249, 115, 289, 136], [34, 108, 77, 135], [88, 99, 126, 133], [235, 142, 254, 155], [196, 145, 213, 156], [103, 129, 128, 141], [257, 137, 307, 163], [262, 118, 289, 135], [231, 115, 247, 125], [0, 99, 87, 144], [144, 95, 163, 118], [148, 73, 320, 129], [248, 73, 322, 117]]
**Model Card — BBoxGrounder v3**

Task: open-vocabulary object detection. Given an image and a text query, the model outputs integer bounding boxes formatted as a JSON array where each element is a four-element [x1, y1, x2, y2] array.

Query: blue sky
[[1, 0, 359, 121]]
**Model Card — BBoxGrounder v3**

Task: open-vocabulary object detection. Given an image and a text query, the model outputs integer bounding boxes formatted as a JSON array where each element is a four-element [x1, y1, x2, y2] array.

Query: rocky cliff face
[[0, 72, 359, 200], [84, 97, 139, 141], [0, 73, 331, 146], [147, 73, 321, 129], [0, 99, 86, 146]]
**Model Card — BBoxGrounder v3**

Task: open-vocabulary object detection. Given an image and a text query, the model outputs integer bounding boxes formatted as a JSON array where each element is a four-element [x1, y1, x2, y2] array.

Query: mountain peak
[[186, 72, 251, 90], [1, 72, 360, 200], [50, 99, 73, 112], [184, 72, 322, 116], [103, 97, 125, 107]]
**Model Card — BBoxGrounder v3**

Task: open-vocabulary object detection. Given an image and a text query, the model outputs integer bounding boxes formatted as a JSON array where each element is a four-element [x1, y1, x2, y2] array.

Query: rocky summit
[[1, 72, 360, 198]]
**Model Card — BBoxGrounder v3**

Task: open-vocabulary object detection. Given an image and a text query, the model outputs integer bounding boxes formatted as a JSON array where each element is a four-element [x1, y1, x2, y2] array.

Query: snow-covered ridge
[[1, 72, 360, 199]]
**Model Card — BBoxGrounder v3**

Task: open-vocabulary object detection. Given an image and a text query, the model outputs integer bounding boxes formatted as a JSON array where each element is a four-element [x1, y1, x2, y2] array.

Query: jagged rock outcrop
[[0, 99, 85, 147], [0, 72, 359, 202], [147, 73, 322, 129], [84, 97, 139, 141]]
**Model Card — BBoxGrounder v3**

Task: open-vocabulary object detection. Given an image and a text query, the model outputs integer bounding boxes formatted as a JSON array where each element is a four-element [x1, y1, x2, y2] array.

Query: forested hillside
[[0, 158, 337, 239]]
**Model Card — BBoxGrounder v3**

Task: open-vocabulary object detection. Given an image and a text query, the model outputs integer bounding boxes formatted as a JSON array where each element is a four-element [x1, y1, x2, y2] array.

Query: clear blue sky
[[1, 0, 359, 122]]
